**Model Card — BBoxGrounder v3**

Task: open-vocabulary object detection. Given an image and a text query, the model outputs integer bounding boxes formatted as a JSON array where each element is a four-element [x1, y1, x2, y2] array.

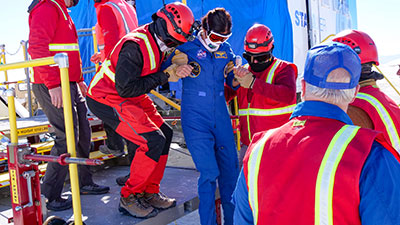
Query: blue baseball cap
[[303, 42, 361, 89]]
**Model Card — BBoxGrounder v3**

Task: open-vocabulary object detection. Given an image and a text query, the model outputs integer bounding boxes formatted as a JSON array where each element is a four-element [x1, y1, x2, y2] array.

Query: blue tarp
[[69, 0, 97, 85], [70, 0, 294, 86], [137, 0, 294, 62]]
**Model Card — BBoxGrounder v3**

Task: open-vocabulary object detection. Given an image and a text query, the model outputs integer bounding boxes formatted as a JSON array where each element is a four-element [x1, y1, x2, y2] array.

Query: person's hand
[[49, 86, 63, 108], [165, 64, 193, 82], [78, 81, 88, 97], [233, 66, 251, 78], [236, 72, 255, 89], [171, 50, 188, 65], [175, 65, 193, 78], [232, 78, 240, 87], [224, 61, 234, 77], [90, 52, 102, 64]]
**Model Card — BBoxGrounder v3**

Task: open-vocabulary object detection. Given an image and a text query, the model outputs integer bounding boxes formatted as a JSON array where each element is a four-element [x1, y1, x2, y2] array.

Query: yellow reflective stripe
[[131, 33, 156, 70], [87, 60, 115, 95], [106, 2, 130, 34], [356, 92, 400, 152], [248, 104, 296, 116], [314, 125, 359, 225], [239, 104, 252, 142], [247, 103, 252, 142], [49, 44, 79, 51], [50, 0, 67, 20], [265, 60, 280, 84], [247, 129, 274, 225]]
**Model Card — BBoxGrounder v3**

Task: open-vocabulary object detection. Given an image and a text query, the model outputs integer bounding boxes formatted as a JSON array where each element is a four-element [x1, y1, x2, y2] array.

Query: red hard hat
[[333, 29, 379, 65], [156, 2, 196, 43], [244, 24, 274, 54]]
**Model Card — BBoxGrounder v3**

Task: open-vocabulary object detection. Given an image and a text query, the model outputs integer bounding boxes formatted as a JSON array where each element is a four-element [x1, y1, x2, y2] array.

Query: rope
[[5, 44, 22, 56], [374, 64, 400, 98]]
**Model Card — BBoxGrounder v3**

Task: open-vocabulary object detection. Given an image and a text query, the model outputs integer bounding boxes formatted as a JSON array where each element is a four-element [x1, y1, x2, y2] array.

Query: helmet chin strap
[[154, 35, 173, 53]]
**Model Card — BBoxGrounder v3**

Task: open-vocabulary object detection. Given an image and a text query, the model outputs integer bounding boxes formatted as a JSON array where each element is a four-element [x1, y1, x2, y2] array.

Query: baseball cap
[[304, 42, 361, 89]]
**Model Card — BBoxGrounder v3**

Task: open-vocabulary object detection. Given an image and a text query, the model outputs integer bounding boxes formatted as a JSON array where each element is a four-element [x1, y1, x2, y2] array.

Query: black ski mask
[[249, 59, 274, 72], [243, 51, 274, 72]]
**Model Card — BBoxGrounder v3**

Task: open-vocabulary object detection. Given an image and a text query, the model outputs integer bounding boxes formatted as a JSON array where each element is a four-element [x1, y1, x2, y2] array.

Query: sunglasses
[[161, 8, 201, 42], [208, 30, 232, 43], [245, 37, 274, 50], [243, 52, 271, 63]]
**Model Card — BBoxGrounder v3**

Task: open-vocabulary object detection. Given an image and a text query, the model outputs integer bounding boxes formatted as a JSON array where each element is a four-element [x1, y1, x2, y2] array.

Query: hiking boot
[[119, 193, 158, 218], [43, 216, 67, 224], [46, 197, 72, 211], [144, 192, 176, 209], [116, 174, 130, 186], [80, 183, 110, 195], [99, 145, 124, 156]]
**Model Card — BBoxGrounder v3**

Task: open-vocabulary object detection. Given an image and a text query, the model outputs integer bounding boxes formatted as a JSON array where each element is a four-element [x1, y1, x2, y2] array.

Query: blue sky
[[0, 0, 399, 61], [356, 0, 400, 57]]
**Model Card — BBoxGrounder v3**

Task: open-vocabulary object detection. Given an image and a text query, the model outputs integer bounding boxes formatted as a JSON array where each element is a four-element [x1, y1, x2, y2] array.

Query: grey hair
[[303, 68, 357, 105]]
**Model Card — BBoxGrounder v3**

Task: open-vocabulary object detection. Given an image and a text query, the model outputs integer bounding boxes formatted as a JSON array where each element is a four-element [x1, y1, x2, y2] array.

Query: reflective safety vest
[[87, 25, 163, 100], [351, 85, 400, 153], [28, 0, 82, 88], [237, 58, 297, 145], [95, 0, 138, 61], [243, 116, 391, 225]]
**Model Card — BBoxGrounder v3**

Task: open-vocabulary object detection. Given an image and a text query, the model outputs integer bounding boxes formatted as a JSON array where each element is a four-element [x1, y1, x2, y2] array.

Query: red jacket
[[95, 0, 138, 60], [28, 0, 82, 89], [88, 25, 164, 102], [244, 116, 384, 225], [351, 85, 400, 152], [226, 58, 297, 145]]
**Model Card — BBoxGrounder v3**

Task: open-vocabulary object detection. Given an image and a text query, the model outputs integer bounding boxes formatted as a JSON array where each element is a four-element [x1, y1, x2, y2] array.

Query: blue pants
[[183, 118, 239, 225]]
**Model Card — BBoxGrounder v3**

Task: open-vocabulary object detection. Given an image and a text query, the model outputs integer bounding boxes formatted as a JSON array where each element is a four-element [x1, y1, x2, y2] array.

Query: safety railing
[[0, 53, 86, 225], [0, 45, 9, 89], [0, 42, 34, 117]]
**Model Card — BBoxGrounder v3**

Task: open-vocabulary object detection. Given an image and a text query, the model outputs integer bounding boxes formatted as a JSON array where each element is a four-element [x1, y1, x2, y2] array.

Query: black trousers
[[33, 83, 93, 202]]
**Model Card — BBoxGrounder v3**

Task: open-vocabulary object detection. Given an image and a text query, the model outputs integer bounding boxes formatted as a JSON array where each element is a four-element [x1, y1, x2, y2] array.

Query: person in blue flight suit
[[165, 7, 239, 225]]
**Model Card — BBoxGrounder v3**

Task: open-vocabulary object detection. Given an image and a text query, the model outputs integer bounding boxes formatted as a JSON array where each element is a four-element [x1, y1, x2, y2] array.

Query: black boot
[[116, 174, 130, 186]]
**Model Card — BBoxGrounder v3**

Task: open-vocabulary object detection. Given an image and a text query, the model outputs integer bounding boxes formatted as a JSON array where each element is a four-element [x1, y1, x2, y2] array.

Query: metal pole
[[6, 89, 18, 144], [0, 57, 55, 71], [21, 40, 33, 117], [92, 26, 99, 71], [150, 90, 181, 110], [0, 45, 9, 89], [54, 53, 83, 225]]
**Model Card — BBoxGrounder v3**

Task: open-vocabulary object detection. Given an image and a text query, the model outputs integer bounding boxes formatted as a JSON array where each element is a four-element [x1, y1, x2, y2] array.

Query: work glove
[[236, 72, 255, 89], [224, 61, 234, 78], [165, 50, 191, 82], [164, 64, 193, 82], [171, 49, 188, 65]]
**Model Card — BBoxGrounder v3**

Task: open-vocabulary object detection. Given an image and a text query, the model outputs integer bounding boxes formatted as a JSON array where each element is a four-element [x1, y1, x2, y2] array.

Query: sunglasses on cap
[[243, 51, 272, 63], [208, 30, 232, 43], [161, 8, 201, 42], [245, 37, 274, 49]]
